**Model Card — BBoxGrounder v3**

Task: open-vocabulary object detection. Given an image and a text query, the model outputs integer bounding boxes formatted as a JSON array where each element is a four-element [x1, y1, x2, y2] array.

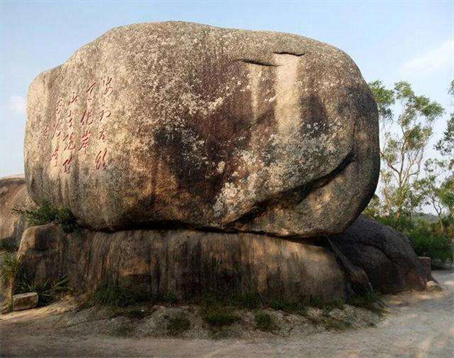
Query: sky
[[1, 0, 453, 177]]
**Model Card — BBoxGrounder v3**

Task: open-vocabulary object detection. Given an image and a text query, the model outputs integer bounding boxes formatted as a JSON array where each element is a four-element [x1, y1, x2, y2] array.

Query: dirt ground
[[1, 270, 453, 358]]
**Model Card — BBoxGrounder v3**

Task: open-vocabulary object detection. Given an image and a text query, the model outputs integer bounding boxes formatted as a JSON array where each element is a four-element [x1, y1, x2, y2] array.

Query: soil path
[[1, 270, 453, 358]]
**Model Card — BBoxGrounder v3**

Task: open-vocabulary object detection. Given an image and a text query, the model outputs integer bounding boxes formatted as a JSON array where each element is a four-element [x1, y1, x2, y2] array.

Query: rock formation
[[4, 23, 428, 306], [330, 215, 427, 293], [18, 224, 346, 302], [25, 21, 379, 236], [0, 176, 34, 249]]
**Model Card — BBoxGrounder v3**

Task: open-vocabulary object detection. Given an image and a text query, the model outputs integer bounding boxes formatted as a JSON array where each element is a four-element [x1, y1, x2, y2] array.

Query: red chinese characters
[[80, 109, 93, 125], [62, 155, 73, 174], [47, 76, 115, 172], [95, 148, 108, 170], [86, 82, 96, 101], [79, 130, 91, 152], [102, 77, 113, 96]]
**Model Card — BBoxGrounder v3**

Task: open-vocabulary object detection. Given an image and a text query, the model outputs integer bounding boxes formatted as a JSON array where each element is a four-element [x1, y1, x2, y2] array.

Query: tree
[[436, 80, 454, 170], [416, 159, 448, 232], [368, 80, 444, 217]]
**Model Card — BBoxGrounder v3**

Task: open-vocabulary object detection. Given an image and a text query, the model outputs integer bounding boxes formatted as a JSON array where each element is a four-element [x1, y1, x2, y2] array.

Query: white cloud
[[8, 95, 27, 115], [400, 39, 453, 77]]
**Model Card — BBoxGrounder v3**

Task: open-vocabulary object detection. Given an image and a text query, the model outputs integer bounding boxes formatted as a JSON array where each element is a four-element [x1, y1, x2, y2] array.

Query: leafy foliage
[[201, 307, 239, 328], [167, 314, 191, 335], [15, 275, 70, 306], [0, 252, 21, 283], [366, 79, 453, 265], [254, 311, 275, 331], [373, 214, 453, 263], [369, 80, 444, 216], [13, 202, 78, 233]]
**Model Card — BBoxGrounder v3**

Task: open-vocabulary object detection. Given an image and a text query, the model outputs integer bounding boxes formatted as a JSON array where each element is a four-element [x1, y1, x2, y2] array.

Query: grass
[[202, 308, 239, 328], [0, 252, 71, 307], [347, 291, 385, 314], [0, 252, 21, 283], [167, 314, 191, 335], [13, 202, 78, 233], [91, 281, 179, 308], [254, 311, 274, 331], [14, 275, 71, 306], [92, 282, 137, 307], [268, 297, 344, 314]]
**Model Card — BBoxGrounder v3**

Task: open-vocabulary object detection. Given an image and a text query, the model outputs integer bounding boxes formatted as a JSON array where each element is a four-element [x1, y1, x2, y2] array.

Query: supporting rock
[[330, 215, 427, 293], [18, 224, 346, 303]]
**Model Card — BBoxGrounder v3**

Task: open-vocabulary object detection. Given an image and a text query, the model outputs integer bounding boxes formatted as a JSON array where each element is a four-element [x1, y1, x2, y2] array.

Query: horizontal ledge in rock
[[18, 224, 346, 303]]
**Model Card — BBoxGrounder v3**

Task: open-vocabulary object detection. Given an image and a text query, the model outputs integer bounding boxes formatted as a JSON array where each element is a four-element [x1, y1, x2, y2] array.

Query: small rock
[[426, 281, 442, 292], [13, 292, 38, 311]]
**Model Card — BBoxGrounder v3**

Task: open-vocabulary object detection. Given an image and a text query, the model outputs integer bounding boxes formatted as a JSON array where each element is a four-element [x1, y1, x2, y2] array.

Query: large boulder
[[330, 215, 427, 293], [0, 176, 34, 249], [18, 224, 346, 302], [25, 21, 379, 236]]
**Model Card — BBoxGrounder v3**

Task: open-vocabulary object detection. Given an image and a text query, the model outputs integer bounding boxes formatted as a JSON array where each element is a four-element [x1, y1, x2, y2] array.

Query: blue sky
[[1, 0, 453, 176]]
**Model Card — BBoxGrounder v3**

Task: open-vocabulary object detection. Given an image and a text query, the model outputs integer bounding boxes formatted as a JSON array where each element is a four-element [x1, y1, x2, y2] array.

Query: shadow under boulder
[[329, 215, 427, 294]]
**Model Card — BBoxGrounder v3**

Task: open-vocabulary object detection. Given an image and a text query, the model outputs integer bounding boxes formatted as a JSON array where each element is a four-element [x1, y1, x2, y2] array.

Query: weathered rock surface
[[0, 176, 34, 249], [18, 224, 346, 302], [13, 292, 38, 311], [25, 21, 379, 236], [330, 215, 427, 293]]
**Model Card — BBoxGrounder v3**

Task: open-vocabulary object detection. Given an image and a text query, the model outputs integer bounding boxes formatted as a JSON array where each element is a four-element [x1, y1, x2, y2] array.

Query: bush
[[410, 229, 453, 263], [200, 299, 239, 328], [0, 252, 21, 283], [254, 311, 274, 331], [347, 291, 384, 314], [167, 314, 191, 335], [13, 202, 78, 233], [92, 282, 136, 307], [376, 214, 453, 263], [15, 276, 70, 306]]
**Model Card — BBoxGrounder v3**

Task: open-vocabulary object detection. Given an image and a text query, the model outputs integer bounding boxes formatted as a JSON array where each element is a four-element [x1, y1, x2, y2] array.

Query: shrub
[[167, 314, 191, 335], [254, 311, 274, 331], [200, 301, 239, 328], [269, 300, 306, 313], [92, 282, 136, 307], [0, 252, 21, 283], [409, 227, 453, 263], [347, 291, 384, 314], [375, 214, 453, 263], [14, 273, 70, 306], [13, 202, 78, 233]]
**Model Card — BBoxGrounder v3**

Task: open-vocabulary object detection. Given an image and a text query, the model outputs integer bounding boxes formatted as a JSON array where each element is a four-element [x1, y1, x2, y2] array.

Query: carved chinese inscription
[[45, 76, 114, 174]]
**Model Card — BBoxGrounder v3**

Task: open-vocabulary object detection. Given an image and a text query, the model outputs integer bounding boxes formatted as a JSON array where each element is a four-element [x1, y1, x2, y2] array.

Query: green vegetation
[[201, 308, 239, 328], [0, 252, 21, 283], [254, 311, 274, 331], [366, 80, 454, 265], [92, 281, 139, 307], [0, 253, 70, 306], [269, 299, 307, 313], [167, 314, 191, 335], [13, 201, 78, 233], [92, 281, 178, 308], [269, 297, 344, 313], [347, 291, 384, 314], [0, 240, 19, 252], [15, 276, 70, 306]]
